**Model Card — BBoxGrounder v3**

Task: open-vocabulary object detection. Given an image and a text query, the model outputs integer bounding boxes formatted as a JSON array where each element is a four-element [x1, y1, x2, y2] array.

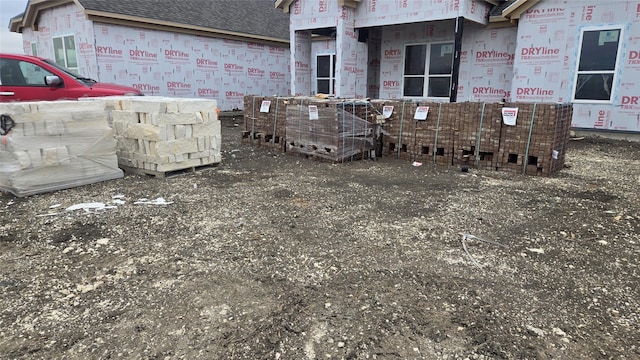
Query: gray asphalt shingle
[[77, 0, 291, 40]]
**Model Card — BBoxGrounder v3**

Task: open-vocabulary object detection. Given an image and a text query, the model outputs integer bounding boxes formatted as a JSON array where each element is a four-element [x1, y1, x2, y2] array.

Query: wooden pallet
[[119, 163, 219, 179]]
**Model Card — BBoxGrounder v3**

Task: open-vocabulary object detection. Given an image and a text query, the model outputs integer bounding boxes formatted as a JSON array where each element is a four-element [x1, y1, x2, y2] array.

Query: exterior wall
[[458, 23, 517, 102], [18, 4, 291, 111], [513, 0, 640, 131]]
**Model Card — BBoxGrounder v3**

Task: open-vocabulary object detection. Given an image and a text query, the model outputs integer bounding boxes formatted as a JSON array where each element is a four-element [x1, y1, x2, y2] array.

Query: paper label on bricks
[[502, 108, 519, 126], [414, 107, 429, 121], [260, 101, 271, 113], [308, 105, 319, 120], [383, 106, 394, 119]]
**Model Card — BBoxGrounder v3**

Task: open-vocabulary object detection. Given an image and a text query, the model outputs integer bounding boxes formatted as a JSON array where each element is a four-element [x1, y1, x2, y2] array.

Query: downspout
[[450, 16, 464, 103]]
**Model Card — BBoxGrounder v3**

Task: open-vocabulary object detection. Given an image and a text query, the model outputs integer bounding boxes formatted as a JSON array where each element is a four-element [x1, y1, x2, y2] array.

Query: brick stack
[[453, 102, 502, 170], [370, 100, 415, 160], [242, 95, 289, 151], [284, 97, 375, 162], [0, 100, 123, 197], [242, 96, 573, 176], [107, 97, 221, 174], [496, 103, 573, 176]]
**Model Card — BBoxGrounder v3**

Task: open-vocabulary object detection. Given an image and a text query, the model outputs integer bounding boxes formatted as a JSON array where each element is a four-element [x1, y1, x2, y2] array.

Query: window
[[53, 35, 78, 73], [19, 60, 55, 86], [316, 54, 336, 95], [403, 42, 454, 98], [31, 43, 38, 57], [573, 26, 623, 102], [0, 58, 54, 86]]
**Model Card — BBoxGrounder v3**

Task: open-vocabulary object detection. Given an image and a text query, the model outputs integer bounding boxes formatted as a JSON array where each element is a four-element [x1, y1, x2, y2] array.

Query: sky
[[0, 0, 29, 53]]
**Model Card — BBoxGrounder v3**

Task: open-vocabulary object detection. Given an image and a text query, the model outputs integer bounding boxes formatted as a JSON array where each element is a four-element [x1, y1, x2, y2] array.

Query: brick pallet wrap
[[284, 97, 376, 162], [103, 96, 222, 174], [0, 101, 123, 197]]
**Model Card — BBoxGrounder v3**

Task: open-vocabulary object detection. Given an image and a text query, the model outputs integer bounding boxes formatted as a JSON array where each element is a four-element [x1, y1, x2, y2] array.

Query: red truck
[[0, 53, 143, 102]]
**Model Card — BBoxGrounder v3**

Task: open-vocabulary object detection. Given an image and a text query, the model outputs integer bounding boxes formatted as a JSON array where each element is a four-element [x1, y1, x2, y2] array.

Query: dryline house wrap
[[276, 0, 640, 133]]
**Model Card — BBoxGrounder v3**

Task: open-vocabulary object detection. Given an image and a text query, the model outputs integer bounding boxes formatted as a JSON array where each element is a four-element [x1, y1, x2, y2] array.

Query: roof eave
[[275, 0, 296, 13], [9, 0, 74, 32]]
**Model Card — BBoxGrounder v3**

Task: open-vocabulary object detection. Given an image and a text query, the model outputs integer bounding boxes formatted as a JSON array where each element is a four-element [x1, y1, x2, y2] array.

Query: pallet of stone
[[0, 100, 123, 197], [108, 96, 221, 174], [417, 102, 456, 166], [284, 98, 374, 163]]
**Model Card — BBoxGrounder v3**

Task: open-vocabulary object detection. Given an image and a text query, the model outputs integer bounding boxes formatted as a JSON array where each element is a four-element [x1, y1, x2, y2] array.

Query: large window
[[403, 42, 453, 98], [53, 35, 78, 73], [316, 54, 336, 95], [573, 26, 623, 102]]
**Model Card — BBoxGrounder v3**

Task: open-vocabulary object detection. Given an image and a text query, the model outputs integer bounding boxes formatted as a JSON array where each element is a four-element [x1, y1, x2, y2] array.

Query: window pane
[[403, 77, 424, 96], [64, 36, 77, 68], [429, 43, 454, 75], [53, 37, 65, 66], [317, 55, 331, 77], [31, 43, 38, 56], [317, 79, 330, 94], [404, 45, 426, 75], [578, 29, 619, 71], [574, 73, 613, 101], [18, 61, 54, 86], [0, 59, 25, 85], [428, 77, 451, 97]]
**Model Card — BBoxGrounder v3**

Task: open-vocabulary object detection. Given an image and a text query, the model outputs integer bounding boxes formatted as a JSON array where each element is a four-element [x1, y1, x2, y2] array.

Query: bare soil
[[1, 117, 639, 360]]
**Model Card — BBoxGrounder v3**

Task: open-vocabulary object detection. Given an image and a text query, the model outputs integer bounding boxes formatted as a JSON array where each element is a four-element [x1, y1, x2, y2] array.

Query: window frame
[[571, 25, 624, 104], [402, 41, 454, 99], [315, 53, 336, 96], [52, 34, 78, 73]]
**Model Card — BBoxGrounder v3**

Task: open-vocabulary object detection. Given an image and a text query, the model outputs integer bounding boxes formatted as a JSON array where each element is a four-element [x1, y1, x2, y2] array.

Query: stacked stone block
[[0, 100, 123, 197], [107, 97, 221, 174]]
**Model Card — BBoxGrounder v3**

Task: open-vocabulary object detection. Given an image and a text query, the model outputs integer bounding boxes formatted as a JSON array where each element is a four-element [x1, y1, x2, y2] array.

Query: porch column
[[335, 7, 367, 98], [291, 30, 312, 96], [450, 16, 464, 102]]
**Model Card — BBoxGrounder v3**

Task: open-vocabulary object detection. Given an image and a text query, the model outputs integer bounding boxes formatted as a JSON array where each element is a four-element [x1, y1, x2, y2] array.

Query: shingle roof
[[11, 0, 290, 42], [77, 0, 290, 40]]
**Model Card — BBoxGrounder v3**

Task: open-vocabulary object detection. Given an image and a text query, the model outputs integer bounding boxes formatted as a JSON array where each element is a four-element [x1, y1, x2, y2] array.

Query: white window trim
[[571, 24, 625, 104], [315, 53, 336, 95], [402, 41, 454, 100]]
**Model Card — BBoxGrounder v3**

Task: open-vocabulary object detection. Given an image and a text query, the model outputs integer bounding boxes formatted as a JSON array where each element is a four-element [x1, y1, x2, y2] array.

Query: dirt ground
[[1, 116, 639, 360]]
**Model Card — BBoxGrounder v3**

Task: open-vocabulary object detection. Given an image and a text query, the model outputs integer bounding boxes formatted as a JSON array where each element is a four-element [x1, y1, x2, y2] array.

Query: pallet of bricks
[[453, 102, 502, 171], [413, 102, 458, 166], [242, 95, 288, 152], [0, 100, 123, 197], [370, 100, 415, 161], [106, 96, 221, 177], [496, 103, 573, 176], [284, 97, 376, 163], [373, 100, 572, 176]]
